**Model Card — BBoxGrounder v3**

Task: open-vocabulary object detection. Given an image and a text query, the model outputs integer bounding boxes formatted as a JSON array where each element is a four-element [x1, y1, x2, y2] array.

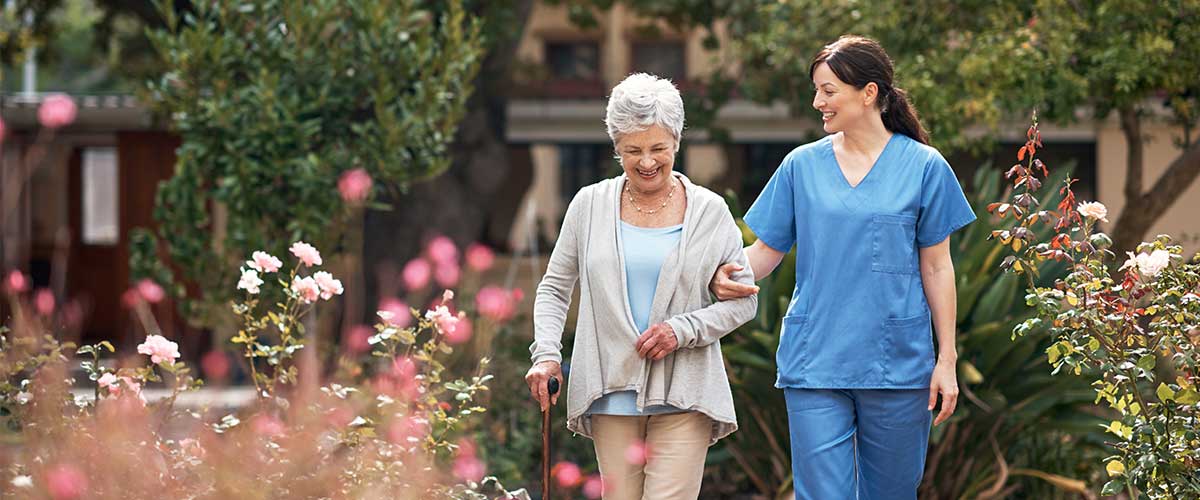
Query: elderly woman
[[525, 73, 757, 500]]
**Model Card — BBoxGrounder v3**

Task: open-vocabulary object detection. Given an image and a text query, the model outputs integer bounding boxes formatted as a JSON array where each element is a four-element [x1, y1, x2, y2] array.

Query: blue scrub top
[[744, 133, 976, 389]]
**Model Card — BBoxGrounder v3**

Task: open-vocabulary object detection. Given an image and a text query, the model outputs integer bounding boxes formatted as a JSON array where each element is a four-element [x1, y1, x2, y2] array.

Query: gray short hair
[[604, 73, 685, 145]]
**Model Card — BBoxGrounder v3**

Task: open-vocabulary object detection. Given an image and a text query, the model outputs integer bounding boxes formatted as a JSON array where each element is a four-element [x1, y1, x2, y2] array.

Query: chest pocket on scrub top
[[870, 214, 917, 274]]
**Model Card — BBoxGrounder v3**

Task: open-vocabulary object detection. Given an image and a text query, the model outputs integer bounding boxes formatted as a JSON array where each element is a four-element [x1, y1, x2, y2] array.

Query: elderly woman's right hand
[[709, 263, 760, 301], [525, 361, 562, 411]]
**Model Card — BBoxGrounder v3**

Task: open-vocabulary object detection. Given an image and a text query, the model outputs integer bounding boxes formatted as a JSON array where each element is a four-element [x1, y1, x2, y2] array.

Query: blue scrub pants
[[784, 388, 931, 499]]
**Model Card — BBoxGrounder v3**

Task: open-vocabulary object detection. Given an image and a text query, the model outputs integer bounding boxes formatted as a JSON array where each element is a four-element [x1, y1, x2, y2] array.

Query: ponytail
[[881, 86, 929, 145]]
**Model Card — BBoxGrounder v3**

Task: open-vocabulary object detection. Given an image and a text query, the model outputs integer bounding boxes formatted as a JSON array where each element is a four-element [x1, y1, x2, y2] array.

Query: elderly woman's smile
[[617, 125, 676, 192]]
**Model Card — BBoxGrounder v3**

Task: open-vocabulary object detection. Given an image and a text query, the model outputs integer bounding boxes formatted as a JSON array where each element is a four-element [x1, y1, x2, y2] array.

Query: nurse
[[709, 35, 976, 498]]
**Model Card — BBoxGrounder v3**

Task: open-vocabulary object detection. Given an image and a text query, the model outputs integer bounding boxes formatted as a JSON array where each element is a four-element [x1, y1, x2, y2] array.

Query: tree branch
[[1111, 131, 1200, 254], [1119, 106, 1144, 202]]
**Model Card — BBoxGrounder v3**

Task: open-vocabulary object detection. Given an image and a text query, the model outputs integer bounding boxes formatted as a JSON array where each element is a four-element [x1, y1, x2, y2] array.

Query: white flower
[[377, 310, 395, 321], [1077, 201, 1108, 223], [11, 475, 32, 488], [15, 391, 31, 404], [237, 268, 264, 294], [1121, 249, 1171, 278], [246, 251, 282, 273]]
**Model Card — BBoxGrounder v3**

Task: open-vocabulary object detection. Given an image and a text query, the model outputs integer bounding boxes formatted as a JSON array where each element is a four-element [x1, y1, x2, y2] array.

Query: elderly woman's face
[[615, 125, 677, 194]]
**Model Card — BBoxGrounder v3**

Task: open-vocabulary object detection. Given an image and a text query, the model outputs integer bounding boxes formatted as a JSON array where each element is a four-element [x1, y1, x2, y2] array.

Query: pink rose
[[137, 335, 180, 365], [289, 241, 322, 267], [476, 286, 516, 323], [251, 414, 286, 437], [424, 305, 458, 334], [402, 258, 431, 291], [5, 270, 29, 293], [38, 94, 77, 129], [377, 297, 413, 328], [445, 312, 472, 344], [201, 350, 231, 381], [247, 251, 282, 273], [44, 462, 87, 500], [343, 325, 372, 354], [338, 168, 373, 203], [136, 279, 165, 304], [435, 261, 461, 288], [465, 243, 495, 271], [34, 288, 56, 315], [624, 441, 649, 466], [291, 276, 321, 303], [553, 461, 583, 488], [453, 455, 485, 483], [426, 236, 458, 265], [313, 271, 343, 300], [97, 373, 119, 395], [583, 475, 605, 499]]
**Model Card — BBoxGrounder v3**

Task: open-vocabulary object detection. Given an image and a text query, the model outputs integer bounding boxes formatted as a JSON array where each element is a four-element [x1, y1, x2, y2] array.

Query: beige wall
[[1096, 119, 1200, 254]]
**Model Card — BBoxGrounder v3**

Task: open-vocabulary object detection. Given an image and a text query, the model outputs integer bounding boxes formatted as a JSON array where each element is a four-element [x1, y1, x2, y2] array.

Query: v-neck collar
[[824, 133, 899, 213], [829, 132, 898, 190]]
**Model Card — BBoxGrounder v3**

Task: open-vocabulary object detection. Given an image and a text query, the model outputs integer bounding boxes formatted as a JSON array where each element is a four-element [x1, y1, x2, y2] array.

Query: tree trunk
[[1110, 106, 1200, 255], [360, 0, 535, 318]]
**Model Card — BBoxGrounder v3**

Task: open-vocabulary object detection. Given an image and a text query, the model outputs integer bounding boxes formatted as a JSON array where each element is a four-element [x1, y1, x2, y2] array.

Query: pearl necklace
[[625, 177, 676, 215]]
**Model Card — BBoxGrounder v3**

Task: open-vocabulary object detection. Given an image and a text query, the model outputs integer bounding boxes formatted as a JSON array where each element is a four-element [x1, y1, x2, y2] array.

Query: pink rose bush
[[0, 237, 536, 499]]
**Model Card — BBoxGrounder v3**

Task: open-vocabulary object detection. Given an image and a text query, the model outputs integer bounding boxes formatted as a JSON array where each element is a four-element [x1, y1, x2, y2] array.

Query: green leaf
[[1101, 479, 1125, 495], [1156, 383, 1175, 402], [1136, 354, 1156, 371]]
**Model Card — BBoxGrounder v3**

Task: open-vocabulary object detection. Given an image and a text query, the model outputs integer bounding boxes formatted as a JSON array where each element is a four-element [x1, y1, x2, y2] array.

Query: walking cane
[[542, 377, 560, 500]]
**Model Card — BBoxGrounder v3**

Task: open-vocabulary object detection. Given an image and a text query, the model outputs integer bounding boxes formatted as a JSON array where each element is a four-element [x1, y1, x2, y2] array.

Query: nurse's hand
[[928, 358, 959, 426], [709, 263, 759, 301], [635, 323, 679, 360], [525, 361, 562, 412]]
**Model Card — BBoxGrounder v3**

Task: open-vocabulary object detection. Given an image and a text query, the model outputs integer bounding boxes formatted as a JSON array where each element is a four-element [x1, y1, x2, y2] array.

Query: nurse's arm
[[919, 237, 960, 426], [708, 240, 786, 301]]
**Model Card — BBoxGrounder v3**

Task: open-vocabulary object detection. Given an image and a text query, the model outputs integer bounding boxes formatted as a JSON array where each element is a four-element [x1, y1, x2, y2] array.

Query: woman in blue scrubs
[[709, 35, 976, 499]]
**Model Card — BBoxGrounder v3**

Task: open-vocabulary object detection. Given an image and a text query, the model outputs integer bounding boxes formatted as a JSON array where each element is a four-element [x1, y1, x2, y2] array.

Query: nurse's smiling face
[[616, 125, 677, 195], [811, 62, 878, 135]]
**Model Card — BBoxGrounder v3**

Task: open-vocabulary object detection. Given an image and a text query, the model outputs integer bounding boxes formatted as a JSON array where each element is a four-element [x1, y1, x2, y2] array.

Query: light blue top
[[587, 221, 684, 416], [743, 133, 976, 389]]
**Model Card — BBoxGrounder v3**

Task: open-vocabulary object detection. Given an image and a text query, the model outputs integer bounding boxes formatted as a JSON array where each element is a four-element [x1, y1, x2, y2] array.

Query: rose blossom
[[38, 94, 77, 129], [338, 168, 373, 202], [137, 335, 180, 365], [426, 236, 458, 265], [402, 258, 432, 291], [289, 241, 322, 267], [136, 279, 165, 304], [246, 251, 282, 273], [465, 243, 495, 271], [1121, 249, 1171, 277], [6, 270, 29, 293], [291, 276, 321, 303], [1077, 201, 1108, 223], [237, 268, 264, 294], [313, 271, 343, 300]]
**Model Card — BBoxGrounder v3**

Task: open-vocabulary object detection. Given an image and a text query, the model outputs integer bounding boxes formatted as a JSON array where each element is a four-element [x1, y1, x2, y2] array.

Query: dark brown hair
[[809, 35, 930, 145]]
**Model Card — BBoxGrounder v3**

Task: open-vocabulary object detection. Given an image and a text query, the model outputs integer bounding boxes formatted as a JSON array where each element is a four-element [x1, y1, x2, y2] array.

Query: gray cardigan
[[530, 173, 758, 444]]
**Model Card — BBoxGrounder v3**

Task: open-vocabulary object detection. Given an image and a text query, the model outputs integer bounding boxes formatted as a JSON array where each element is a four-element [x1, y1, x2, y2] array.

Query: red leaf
[[1017, 145, 1027, 161]]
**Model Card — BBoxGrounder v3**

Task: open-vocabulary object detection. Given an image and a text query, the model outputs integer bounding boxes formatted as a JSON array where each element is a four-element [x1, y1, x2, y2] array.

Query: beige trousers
[[590, 412, 711, 500]]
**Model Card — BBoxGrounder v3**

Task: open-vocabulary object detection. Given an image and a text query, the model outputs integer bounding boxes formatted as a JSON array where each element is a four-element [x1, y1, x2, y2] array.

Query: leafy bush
[[991, 115, 1200, 498]]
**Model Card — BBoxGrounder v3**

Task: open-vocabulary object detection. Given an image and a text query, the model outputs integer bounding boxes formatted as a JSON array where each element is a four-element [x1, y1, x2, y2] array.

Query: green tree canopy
[[132, 0, 482, 325], [574, 0, 1200, 253]]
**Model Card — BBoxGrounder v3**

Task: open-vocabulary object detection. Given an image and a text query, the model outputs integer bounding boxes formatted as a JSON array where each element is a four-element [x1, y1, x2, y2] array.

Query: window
[[559, 144, 618, 202], [631, 41, 685, 82], [546, 42, 600, 81], [81, 147, 119, 246]]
